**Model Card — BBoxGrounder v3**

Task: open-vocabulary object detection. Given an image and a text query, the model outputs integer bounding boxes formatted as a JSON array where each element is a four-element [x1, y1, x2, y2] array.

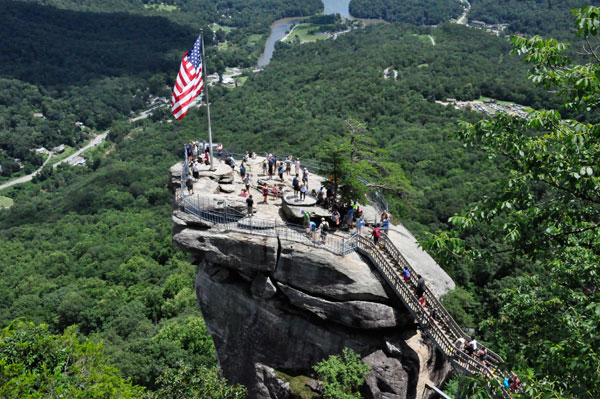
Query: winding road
[[456, 0, 471, 25], [0, 131, 108, 191]]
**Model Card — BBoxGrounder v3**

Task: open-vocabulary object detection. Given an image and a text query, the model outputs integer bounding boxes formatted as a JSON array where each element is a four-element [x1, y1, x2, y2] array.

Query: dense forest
[[1, 0, 598, 397], [469, 0, 600, 37], [349, 0, 462, 25], [0, 0, 320, 178]]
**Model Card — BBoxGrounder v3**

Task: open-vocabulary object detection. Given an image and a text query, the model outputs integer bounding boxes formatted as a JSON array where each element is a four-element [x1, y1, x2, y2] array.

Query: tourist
[[332, 209, 340, 228], [228, 154, 236, 169], [371, 224, 381, 246], [299, 182, 307, 200], [308, 220, 317, 240], [382, 214, 390, 233], [262, 183, 269, 204], [455, 337, 466, 351], [272, 184, 278, 199], [246, 195, 254, 215], [192, 161, 200, 180], [262, 159, 267, 176], [380, 210, 389, 224], [416, 274, 426, 298], [402, 266, 410, 282], [295, 157, 301, 175], [319, 217, 329, 241], [268, 157, 274, 179], [240, 189, 248, 198], [316, 187, 324, 205], [466, 337, 478, 356], [302, 210, 311, 228], [239, 162, 246, 178], [429, 309, 437, 321], [216, 143, 223, 160], [185, 175, 194, 194], [243, 173, 250, 193], [477, 348, 489, 365], [510, 372, 520, 393], [326, 186, 334, 208], [293, 174, 300, 197], [346, 207, 355, 229], [418, 296, 426, 307], [192, 142, 198, 160], [278, 162, 285, 181], [302, 168, 309, 184], [357, 216, 365, 234]]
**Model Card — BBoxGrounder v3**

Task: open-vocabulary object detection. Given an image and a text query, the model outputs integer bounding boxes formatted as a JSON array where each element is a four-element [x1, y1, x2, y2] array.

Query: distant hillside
[[469, 0, 600, 37], [22, 0, 322, 32], [349, 0, 463, 25]]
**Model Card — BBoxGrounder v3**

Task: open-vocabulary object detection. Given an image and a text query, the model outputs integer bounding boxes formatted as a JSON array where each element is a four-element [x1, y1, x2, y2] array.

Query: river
[[257, 0, 353, 67]]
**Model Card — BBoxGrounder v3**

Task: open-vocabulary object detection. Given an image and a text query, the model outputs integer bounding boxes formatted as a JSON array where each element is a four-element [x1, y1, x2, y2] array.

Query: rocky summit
[[170, 157, 455, 399]]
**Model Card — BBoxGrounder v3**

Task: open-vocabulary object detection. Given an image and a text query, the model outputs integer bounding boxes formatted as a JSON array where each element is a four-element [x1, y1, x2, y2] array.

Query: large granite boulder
[[274, 242, 390, 302], [170, 160, 454, 399], [174, 229, 278, 272], [278, 283, 408, 329], [281, 201, 331, 222], [386, 226, 455, 297]]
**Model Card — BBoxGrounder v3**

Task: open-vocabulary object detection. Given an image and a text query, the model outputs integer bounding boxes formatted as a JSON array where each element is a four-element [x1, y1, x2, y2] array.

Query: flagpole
[[200, 31, 215, 171]]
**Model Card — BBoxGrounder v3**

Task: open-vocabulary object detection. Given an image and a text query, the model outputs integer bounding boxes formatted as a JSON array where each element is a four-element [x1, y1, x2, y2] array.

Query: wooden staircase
[[356, 234, 509, 396]]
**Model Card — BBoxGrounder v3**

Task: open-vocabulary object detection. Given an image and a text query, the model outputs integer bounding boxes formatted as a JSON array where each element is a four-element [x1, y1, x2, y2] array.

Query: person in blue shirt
[[346, 207, 355, 229], [357, 216, 365, 234], [382, 216, 390, 232], [308, 220, 317, 240]]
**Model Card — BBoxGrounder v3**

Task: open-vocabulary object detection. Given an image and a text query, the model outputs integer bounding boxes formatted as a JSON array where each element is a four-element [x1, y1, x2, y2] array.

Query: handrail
[[357, 235, 508, 395], [180, 192, 358, 256], [378, 233, 505, 366]]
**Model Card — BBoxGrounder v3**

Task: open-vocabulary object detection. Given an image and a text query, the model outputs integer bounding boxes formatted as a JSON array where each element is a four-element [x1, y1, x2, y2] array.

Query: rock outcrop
[[170, 161, 453, 399]]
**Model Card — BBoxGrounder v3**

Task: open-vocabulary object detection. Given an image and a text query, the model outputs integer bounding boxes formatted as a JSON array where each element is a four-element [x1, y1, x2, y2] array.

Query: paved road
[[456, 0, 470, 25], [53, 131, 108, 169], [0, 131, 108, 191], [0, 151, 53, 191]]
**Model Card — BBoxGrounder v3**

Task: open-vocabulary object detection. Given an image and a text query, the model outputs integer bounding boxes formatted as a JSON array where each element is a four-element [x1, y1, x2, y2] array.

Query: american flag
[[172, 35, 204, 120]]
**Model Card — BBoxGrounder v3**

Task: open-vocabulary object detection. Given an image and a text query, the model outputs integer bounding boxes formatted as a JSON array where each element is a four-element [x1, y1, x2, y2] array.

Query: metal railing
[[180, 182, 358, 256], [377, 233, 504, 367], [357, 235, 509, 396]]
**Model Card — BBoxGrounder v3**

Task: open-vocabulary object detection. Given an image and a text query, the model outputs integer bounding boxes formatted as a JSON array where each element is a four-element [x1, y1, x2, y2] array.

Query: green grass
[[273, 371, 319, 399], [0, 195, 14, 208], [210, 23, 234, 32], [247, 34, 262, 45], [235, 76, 248, 85], [143, 3, 178, 11], [48, 145, 75, 166], [282, 23, 328, 43]]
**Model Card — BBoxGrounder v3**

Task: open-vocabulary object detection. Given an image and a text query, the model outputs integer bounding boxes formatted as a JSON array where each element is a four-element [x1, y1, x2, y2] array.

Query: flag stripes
[[171, 35, 204, 120]]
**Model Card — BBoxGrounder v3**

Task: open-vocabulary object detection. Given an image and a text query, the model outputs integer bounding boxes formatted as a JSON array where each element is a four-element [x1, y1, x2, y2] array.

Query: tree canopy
[[424, 6, 600, 398]]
